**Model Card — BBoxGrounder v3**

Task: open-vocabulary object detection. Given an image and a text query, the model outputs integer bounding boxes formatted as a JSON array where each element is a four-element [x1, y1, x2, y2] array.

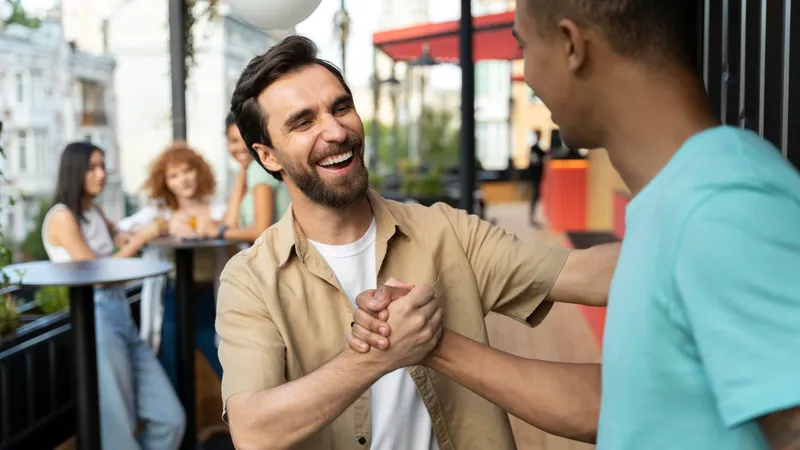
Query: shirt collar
[[274, 190, 406, 267]]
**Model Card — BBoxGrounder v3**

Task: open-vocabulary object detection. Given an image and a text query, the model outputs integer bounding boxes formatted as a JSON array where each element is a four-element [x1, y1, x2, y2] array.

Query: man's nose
[[320, 114, 347, 143]]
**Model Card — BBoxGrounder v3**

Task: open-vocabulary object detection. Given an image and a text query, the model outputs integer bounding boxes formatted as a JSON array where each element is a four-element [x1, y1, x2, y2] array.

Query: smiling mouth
[[317, 151, 354, 170]]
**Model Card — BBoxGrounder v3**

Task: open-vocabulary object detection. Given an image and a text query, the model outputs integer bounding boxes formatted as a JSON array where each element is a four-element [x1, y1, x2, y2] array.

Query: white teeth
[[318, 151, 353, 167]]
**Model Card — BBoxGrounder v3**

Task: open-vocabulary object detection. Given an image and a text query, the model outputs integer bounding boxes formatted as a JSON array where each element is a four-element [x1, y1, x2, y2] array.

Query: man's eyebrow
[[331, 93, 354, 109], [281, 94, 354, 131], [282, 107, 314, 130]]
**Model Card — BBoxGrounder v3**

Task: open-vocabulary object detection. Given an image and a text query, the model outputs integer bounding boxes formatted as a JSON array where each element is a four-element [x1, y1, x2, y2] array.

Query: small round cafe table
[[1, 258, 172, 450], [148, 237, 242, 450]]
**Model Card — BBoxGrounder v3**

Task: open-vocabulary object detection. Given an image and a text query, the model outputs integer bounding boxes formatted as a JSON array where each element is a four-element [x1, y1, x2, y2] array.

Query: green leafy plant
[[0, 295, 19, 336], [3, 0, 41, 29], [418, 107, 460, 169], [21, 199, 50, 262], [0, 118, 20, 336], [35, 286, 69, 315], [184, 0, 219, 78]]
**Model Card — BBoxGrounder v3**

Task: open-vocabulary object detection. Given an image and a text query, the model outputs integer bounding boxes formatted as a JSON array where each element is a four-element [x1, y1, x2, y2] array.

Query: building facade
[[0, 20, 121, 243], [100, 0, 283, 203], [473, 0, 514, 171], [58, 0, 284, 204]]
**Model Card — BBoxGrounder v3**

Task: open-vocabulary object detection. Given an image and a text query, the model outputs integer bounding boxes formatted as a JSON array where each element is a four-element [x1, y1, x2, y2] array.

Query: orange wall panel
[[542, 160, 588, 232]]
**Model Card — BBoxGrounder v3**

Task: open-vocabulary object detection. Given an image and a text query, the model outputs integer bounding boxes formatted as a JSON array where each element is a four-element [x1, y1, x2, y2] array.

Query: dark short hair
[[54, 141, 103, 222], [524, 0, 698, 70], [230, 35, 352, 181], [225, 111, 236, 134]]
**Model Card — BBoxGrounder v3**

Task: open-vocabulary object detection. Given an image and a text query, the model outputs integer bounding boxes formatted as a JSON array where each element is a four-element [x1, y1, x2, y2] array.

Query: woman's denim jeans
[[94, 286, 186, 449]]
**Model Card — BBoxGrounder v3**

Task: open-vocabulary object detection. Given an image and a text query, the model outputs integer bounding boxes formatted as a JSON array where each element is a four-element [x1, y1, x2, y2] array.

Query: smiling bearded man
[[216, 35, 619, 450]]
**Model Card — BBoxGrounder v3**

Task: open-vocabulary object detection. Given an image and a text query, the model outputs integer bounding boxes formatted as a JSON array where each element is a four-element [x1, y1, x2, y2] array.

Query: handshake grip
[[347, 278, 443, 371]]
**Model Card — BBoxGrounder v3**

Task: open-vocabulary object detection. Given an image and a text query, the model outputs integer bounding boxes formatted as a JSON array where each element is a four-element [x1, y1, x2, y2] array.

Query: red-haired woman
[[118, 142, 227, 376]]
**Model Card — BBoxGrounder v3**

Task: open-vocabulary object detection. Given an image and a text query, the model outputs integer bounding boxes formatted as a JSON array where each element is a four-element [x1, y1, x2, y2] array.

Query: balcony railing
[[0, 282, 143, 450]]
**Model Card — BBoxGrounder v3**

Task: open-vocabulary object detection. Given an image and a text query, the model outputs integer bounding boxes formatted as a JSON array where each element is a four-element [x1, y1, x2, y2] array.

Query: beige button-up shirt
[[217, 191, 571, 449]]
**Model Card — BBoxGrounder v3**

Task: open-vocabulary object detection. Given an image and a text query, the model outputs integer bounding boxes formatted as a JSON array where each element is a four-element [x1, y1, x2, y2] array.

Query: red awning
[[372, 11, 520, 64]]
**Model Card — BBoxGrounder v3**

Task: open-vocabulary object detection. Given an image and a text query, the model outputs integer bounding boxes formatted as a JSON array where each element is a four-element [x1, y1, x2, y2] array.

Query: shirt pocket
[[433, 263, 486, 340]]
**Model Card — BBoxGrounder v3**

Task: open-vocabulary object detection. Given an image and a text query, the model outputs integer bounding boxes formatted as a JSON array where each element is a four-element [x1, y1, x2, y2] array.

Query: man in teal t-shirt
[[506, 0, 800, 447], [599, 126, 800, 449], [347, 1, 800, 447]]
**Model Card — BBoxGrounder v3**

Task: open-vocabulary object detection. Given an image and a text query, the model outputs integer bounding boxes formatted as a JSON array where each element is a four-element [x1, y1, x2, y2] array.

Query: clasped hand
[[346, 278, 443, 370]]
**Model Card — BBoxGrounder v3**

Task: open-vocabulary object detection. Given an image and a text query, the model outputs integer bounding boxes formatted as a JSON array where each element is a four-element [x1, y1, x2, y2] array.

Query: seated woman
[[118, 142, 227, 378], [43, 142, 185, 450], [121, 141, 225, 240], [198, 113, 290, 241]]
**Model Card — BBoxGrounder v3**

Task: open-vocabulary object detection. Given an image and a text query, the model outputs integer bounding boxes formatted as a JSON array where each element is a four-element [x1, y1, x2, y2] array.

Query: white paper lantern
[[229, 0, 323, 30]]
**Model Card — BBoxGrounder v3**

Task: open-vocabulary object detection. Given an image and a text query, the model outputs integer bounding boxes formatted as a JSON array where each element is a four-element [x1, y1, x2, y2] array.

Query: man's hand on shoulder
[[346, 278, 443, 370]]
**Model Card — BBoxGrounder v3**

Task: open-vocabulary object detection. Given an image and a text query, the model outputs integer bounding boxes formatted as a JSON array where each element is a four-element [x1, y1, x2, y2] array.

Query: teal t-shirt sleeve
[[246, 161, 279, 190], [675, 187, 800, 428]]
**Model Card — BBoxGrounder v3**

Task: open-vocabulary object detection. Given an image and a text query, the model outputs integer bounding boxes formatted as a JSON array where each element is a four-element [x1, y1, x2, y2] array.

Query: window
[[17, 131, 27, 172], [14, 72, 24, 103], [31, 70, 43, 105], [34, 130, 48, 172], [77, 79, 107, 125]]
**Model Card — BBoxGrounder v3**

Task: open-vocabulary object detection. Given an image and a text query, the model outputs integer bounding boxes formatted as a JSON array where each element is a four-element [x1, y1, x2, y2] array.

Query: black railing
[[0, 282, 143, 450], [700, 0, 800, 169]]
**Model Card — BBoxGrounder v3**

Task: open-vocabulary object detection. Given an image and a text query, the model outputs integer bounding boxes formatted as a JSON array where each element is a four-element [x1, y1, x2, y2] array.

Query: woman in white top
[[43, 142, 185, 450]]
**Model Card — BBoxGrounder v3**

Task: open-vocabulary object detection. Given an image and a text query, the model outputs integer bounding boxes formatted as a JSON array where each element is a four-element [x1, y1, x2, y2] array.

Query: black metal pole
[[169, 0, 187, 140], [391, 63, 399, 171], [459, 0, 475, 213], [70, 285, 101, 450], [371, 49, 380, 171], [340, 0, 347, 77], [175, 248, 196, 450]]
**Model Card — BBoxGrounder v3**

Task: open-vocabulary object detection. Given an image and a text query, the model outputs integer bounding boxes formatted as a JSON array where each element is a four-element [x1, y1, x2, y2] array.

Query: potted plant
[[0, 119, 21, 337], [34, 286, 69, 315], [0, 295, 19, 337]]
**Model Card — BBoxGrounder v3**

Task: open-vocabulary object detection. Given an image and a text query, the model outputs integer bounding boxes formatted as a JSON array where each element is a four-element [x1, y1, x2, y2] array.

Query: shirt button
[[357, 436, 367, 445]]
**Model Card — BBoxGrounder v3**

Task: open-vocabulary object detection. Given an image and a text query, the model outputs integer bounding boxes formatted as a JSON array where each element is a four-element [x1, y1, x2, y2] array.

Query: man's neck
[[598, 66, 721, 196], [291, 194, 374, 246]]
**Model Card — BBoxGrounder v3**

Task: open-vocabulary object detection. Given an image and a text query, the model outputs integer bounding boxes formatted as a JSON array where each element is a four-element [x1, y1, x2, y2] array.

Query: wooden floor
[[485, 203, 599, 450]]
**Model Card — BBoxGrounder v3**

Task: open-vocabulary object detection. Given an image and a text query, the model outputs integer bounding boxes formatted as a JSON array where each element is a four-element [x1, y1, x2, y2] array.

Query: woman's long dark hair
[[53, 142, 104, 222]]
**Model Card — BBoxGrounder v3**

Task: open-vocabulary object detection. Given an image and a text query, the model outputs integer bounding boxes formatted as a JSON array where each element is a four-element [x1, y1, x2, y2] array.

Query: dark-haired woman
[[42, 142, 185, 450]]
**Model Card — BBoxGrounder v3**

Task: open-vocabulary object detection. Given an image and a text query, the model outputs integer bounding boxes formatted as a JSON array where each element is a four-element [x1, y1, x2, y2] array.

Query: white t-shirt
[[309, 219, 438, 450]]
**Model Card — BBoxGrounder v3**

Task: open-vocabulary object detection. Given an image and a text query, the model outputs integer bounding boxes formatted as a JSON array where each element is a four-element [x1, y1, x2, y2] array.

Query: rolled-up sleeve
[[435, 203, 571, 326], [216, 266, 286, 419]]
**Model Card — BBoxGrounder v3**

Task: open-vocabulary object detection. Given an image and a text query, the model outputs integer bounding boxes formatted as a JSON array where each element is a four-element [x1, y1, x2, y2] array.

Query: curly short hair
[[524, 0, 698, 70], [142, 141, 216, 210], [230, 35, 351, 181]]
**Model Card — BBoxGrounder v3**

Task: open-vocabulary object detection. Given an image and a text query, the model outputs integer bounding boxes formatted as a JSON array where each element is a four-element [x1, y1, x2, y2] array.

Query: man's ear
[[252, 143, 283, 173], [558, 18, 588, 73]]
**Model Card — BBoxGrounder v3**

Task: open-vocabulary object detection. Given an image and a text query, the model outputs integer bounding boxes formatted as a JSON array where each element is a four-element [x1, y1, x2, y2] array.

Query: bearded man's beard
[[283, 133, 369, 208]]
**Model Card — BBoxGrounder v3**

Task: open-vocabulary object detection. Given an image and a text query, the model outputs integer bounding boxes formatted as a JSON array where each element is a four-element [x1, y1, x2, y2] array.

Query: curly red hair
[[143, 141, 216, 210]]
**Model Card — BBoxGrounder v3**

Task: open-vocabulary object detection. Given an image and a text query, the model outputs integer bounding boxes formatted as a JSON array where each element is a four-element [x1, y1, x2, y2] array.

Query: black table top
[[1, 258, 173, 287], [148, 237, 244, 250]]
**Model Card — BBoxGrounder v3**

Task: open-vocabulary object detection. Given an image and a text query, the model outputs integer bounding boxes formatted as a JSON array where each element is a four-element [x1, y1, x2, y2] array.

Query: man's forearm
[[548, 242, 619, 307], [230, 350, 387, 450], [425, 329, 601, 443]]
